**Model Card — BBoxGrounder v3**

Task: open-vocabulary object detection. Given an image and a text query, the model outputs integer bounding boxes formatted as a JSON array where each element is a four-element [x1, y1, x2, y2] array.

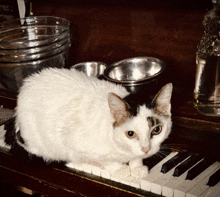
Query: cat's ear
[[108, 93, 130, 127], [152, 83, 173, 116]]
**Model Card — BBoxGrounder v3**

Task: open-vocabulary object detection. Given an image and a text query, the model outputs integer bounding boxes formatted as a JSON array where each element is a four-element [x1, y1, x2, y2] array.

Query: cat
[[14, 68, 173, 180]]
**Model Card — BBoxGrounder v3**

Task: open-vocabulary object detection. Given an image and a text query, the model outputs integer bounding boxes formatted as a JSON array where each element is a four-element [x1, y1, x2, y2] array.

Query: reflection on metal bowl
[[104, 57, 167, 95], [70, 62, 107, 78]]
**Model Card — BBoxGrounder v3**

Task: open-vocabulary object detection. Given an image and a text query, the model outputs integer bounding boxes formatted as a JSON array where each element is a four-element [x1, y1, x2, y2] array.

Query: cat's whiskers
[[150, 144, 177, 160], [150, 150, 167, 160], [163, 143, 183, 152]]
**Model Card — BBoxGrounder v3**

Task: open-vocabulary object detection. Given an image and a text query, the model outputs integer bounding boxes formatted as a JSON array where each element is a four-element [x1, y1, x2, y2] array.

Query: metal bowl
[[0, 16, 72, 97], [104, 57, 167, 94], [70, 62, 107, 78]]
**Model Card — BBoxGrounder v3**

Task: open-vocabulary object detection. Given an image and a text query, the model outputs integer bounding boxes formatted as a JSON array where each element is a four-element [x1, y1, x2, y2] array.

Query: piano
[[0, 106, 220, 197], [0, 0, 220, 196]]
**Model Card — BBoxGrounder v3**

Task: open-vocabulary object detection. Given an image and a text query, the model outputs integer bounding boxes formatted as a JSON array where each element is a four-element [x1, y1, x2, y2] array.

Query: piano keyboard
[[1, 124, 220, 197]]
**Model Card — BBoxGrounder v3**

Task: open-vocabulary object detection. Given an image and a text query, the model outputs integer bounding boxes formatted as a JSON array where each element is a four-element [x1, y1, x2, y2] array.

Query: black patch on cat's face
[[147, 116, 163, 138], [124, 94, 170, 118], [147, 117, 161, 127], [123, 94, 152, 117]]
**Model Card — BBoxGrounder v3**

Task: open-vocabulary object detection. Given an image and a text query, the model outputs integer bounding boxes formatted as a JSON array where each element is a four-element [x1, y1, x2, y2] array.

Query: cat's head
[[108, 83, 173, 160]]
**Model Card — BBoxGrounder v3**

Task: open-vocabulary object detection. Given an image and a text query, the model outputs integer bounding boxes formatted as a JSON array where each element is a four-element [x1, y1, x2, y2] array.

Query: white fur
[[15, 68, 172, 180]]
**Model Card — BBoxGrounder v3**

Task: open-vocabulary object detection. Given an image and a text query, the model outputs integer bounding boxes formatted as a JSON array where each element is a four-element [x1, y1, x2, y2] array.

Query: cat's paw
[[131, 166, 148, 179], [111, 165, 131, 180]]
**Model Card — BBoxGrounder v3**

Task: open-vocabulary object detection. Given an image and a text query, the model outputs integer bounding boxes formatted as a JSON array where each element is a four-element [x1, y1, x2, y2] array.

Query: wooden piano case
[[0, 0, 220, 196]]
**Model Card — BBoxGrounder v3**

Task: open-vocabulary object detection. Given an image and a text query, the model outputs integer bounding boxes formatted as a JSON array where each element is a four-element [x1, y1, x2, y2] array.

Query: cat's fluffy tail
[[4, 117, 66, 167], [4, 117, 16, 147], [4, 117, 29, 157]]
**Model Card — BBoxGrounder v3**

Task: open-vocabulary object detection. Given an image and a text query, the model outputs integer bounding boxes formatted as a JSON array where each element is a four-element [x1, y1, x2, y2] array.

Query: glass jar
[[194, 0, 220, 116], [0, 16, 72, 95]]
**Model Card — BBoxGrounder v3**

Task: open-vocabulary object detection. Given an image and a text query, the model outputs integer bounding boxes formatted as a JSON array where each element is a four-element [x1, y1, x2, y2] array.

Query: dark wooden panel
[[0, 148, 160, 197], [1, 1, 220, 196], [31, 1, 206, 94]]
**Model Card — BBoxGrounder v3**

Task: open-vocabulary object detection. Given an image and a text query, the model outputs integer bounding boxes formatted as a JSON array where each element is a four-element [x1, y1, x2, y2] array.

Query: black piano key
[[143, 149, 172, 171], [161, 150, 189, 173], [207, 168, 220, 187], [173, 154, 203, 177], [186, 157, 216, 180]]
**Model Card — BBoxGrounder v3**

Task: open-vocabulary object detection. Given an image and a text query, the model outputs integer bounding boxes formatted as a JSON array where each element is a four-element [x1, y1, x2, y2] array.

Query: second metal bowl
[[104, 57, 165, 84], [70, 62, 107, 78], [104, 57, 167, 94]]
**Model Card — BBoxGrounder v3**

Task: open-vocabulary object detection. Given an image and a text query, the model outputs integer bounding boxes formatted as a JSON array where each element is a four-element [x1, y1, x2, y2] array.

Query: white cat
[[15, 68, 172, 180]]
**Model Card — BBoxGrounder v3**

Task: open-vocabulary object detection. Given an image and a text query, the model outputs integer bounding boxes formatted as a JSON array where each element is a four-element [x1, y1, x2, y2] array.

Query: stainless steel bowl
[[104, 57, 167, 94], [70, 62, 107, 78]]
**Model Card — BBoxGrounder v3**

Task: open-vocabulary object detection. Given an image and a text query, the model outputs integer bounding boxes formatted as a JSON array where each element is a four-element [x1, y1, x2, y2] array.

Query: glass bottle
[[194, 0, 220, 116]]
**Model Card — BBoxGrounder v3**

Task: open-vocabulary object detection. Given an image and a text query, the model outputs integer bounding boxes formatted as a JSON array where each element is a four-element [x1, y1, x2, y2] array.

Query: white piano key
[[117, 176, 140, 188], [186, 179, 209, 197], [111, 176, 120, 183], [83, 163, 92, 174], [186, 166, 220, 197], [163, 168, 193, 197], [0, 125, 4, 132], [0, 125, 11, 149], [66, 162, 84, 171], [162, 173, 187, 197], [75, 163, 84, 171], [120, 179, 130, 186], [91, 166, 101, 176], [67, 162, 102, 176], [150, 167, 176, 195], [66, 162, 75, 169], [111, 174, 132, 185], [174, 161, 220, 197], [128, 176, 142, 189], [112, 174, 140, 188], [129, 180, 140, 189], [0, 125, 5, 147], [0, 124, 6, 138], [150, 154, 192, 195], [162, 157, 206, 197], [141, 152, 178, 191], [101, 169, 111, 179], [199, 182, 220, 197]]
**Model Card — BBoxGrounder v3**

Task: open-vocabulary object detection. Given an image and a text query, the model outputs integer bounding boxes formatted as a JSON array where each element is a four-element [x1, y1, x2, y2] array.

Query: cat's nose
[[141, 146, 150, 154]]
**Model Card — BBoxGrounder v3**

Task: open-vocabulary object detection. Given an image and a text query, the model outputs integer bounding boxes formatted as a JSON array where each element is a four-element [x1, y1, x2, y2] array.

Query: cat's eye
[[151, 126, 162, 135], [126, 131, 137, 139]]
